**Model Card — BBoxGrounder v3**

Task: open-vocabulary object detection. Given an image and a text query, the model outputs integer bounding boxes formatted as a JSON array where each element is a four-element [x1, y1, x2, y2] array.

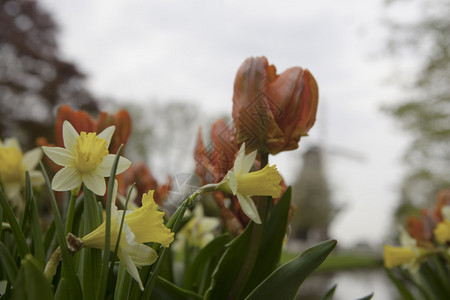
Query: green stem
[[65, 187, 79, 235], [228, 151, 270, 299], [82, 187, 101, 300], [141, 184, 218, 298]]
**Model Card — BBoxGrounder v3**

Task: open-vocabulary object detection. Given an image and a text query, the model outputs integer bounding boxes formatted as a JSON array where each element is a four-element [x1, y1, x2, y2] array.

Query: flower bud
[[232, 56, 318, 154]]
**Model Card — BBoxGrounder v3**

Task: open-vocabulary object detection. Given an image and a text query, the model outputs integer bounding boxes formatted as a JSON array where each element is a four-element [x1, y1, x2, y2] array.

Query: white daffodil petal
[[118, 248, 144, 291], [233, 143, 246, 175], [23, 148, 43, 170], [226, 171, 238, 195], [98, 126, 115, 147], [63, 121, 79, 150], [236, 192, 261, 224], [42, 146, 74, 167], [126, 242, 158, 267], [96, 154, 131, 177], [29, 170, 45, 186], [82, 172, 106, 195], [52, 167, 82, 191], [199, 217, 220, 232], [4, 182, 21, 199], [5, 138, 22, 152], [241, 149, 257, 174]]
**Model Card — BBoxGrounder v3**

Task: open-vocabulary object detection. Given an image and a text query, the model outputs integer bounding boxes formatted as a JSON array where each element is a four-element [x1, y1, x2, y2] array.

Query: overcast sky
[[40, 0, 410, 251]]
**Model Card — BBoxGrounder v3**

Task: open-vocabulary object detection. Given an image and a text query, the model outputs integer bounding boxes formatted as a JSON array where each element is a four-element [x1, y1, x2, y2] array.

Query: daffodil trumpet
[[81, 190, 174, 290]]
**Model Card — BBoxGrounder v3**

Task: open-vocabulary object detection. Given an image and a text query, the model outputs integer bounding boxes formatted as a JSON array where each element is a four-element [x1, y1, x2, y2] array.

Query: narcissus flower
[[82, 190, 174, 290], [218, 143, 282, 224], [0, 138, 44, 200], [42, 121, 131, 195], [233, 56, 318, 154], [434, 205, 450, 244], [174, 205, 220, 249], [383, 228, 430, 271]]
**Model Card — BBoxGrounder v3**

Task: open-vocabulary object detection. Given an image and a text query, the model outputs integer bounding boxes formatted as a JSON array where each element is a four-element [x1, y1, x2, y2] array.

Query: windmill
[[290, 99, 366, 245]]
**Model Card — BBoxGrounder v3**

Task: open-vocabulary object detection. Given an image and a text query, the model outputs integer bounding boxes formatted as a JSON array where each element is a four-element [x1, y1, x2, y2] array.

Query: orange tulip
[[194, 119, 239, 184], [232, 56, 318, 154]]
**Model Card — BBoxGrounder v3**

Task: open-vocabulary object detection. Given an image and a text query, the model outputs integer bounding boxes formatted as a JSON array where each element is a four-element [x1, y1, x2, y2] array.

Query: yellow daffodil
[[434, 205, 450, 244], [174, 205, 220, 249], [383, 227, 429, 271], [434, 220, 450, 244], [383, 245, 420, 269], [42, 121, 131, 195], [218, 143, 282, 224], [0, 137, 44, 200], [82, 190, 174, 290]]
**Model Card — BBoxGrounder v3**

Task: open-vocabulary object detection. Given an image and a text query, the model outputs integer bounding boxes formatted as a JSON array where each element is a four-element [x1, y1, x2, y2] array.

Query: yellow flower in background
[[82, 190, 174, 290], [434, 206, 450, 244], [42, 121, 131, 195], [175, 205, 220, 250], [218, 143, 282, 224], [383, 227, 429, 271], [383, 245, 419, 269], [0, 138, 44, 200], [434, 220, 450, 244]]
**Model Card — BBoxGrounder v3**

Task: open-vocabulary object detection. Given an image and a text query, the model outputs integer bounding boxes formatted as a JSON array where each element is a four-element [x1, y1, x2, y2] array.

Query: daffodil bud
[[232, 56, 319, 154]]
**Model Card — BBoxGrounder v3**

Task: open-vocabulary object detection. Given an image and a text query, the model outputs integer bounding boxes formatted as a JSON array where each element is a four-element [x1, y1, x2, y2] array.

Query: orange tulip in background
[[194, 119, 239, 185], [232, 56, 319, 155], [405, 189, 450, 247], [119, 162, 171, 206]]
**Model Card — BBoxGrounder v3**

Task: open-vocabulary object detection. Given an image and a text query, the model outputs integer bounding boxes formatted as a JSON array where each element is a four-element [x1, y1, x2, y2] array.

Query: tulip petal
[[63, 121, 79, 150], [23, 148, 43, 170], [82, 172, 106, 195], [52, 167, 82, 191], [96, 154, 131, 177], [98, 126, 115, 147], [236, 192, 261, 224]]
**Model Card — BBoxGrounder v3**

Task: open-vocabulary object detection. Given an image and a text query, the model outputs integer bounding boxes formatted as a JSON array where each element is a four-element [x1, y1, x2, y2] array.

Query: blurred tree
[[0, 0, 98, 149], [291, 146, 337, 243], [384, 0, 450, 209]]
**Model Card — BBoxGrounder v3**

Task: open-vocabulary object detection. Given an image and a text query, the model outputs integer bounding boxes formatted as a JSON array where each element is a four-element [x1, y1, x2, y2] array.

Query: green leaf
[[0, 187, 30, 258], [115, 262, 133, 300], [25, 172, 46, 266], [150, 276, 202, 300], [97, 145, 123, 300], [205, 222, 255, 300], [419, 260, 450, 299], [0, 242, 18, 282], [183, 234, 230, 294], [12, 254, 54, 300], [243, 187, 292, 295], [384, 268, 415, 300], [356, 293, 374, 300], [54, 278, 70, 300], [244, 239, 337, 300], [322, 284, 337, 300], [82, 187, 102, 300], [40, 162, 81, 299]]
